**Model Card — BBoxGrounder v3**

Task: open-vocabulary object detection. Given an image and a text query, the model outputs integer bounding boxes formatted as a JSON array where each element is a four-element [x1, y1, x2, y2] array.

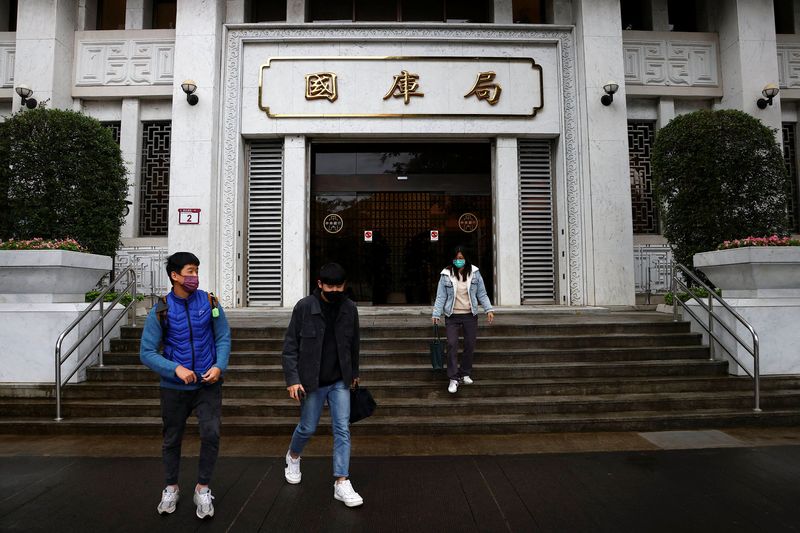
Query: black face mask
[[322, 290, 343, 303]]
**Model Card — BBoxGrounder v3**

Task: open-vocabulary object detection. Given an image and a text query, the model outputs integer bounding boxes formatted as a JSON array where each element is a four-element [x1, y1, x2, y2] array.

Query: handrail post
[[708, 293, 715, 360], [753, 339, 761, 412], [98, 298, 105, 367], [131, 271, 137, 327], [55, 345, 63, 421], [672, 265, 678, 322]]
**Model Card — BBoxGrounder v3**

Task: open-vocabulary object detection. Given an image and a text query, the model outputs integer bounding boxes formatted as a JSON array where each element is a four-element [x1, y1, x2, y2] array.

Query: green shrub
[[0, 108, 128, 257], [85, 290, 145, 307], [664, 287, 722, 306], [652, 110, 789, 273]]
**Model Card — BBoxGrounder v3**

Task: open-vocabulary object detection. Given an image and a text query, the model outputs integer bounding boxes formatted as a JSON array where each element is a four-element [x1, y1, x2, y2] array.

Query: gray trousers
[[445, 313, 478, 380]]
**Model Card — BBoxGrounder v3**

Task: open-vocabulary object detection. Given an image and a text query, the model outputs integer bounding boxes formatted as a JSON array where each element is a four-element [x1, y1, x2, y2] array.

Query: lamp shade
[[15, 85, 32, 99], [762, 83, 779, 99], [603, 81, 619, 95], [181, 80, 197, 94]]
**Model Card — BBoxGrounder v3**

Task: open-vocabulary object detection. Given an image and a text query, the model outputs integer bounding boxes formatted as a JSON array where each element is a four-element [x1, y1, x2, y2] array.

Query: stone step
[[4, 390, 797, 418], [86, 359, 727, 382], [20, 375, 791, 401], [2, 408, 798, 435], [102, 345, 712, 366], [118, 321, 692, 339], [111, 332, 704, 352]]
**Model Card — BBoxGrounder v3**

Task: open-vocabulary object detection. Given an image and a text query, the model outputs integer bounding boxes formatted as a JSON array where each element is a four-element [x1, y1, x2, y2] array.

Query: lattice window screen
[[139, 121, 171, 236], [246, 141, 284, 306], [628, 121, 659, 234], [782, 122, 799, 232], [101, 121, 121, 145], [518, 139, 555, 303]]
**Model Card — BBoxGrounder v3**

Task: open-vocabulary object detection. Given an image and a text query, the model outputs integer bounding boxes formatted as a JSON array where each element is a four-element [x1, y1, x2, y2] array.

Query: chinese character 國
[[305, 72, 338, 102]]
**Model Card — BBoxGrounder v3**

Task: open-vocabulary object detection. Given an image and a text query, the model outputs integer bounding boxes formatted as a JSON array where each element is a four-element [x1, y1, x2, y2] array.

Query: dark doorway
[[310, 142, 493, 305]]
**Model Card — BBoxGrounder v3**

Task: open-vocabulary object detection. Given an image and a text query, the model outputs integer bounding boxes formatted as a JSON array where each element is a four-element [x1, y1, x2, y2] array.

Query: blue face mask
[[453, 259, 466, 268]]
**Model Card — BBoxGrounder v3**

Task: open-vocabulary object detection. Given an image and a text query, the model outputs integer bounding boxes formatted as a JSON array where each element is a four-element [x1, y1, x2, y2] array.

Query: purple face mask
[[181, 275, 199, 292]]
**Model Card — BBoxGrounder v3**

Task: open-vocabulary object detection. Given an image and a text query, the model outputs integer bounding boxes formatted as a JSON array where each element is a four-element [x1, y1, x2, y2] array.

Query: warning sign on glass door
[[430, 230, 439, 242], [364, 230, 373, 242]]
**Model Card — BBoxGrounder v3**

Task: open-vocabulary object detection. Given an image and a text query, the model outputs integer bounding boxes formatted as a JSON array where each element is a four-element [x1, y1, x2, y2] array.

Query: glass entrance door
[[310, 143, 493, 305]]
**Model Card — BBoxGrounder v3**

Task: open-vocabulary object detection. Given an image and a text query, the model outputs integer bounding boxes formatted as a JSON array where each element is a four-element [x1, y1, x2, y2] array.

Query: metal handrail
[[54, 266, 137, 421], [671, 263, 760, 412]]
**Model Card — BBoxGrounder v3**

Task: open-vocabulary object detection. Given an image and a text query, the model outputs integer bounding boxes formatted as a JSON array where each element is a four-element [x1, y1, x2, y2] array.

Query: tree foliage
[[652, 109, 789, 270], [0, 108, 128, 257]]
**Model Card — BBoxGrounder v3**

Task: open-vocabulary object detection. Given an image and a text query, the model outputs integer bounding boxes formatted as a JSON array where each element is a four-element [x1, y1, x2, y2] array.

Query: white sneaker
[[448, 379, 459, 393], [157, 486, 179, 515], [193, 488, 215, 519], [334, 479, 364, 507], [285, 450, 301, 484], [461, 376, 474, 385]]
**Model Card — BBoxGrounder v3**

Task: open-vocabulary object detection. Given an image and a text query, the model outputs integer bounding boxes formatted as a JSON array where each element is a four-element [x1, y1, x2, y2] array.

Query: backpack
[[156, 292, 219, 346]]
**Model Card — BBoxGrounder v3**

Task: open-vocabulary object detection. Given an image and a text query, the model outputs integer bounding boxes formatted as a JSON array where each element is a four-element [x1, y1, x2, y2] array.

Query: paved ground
[[2, 430, 800, 532]]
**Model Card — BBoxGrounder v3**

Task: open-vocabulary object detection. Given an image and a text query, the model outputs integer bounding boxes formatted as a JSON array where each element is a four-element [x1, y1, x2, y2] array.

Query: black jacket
[[281, 290, 360, 393]]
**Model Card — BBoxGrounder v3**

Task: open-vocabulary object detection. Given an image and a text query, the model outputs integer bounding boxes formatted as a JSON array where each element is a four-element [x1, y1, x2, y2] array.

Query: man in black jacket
[[281, 263, 363, 507]]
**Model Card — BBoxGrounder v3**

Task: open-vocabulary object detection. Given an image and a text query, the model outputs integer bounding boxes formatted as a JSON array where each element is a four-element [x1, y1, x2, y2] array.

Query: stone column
[[168, 0, 225, 293], [573, 0, 636, 306], [226, 0, 247, 23], [120, 99, 142, 239], [649, 0, 670, 31], [125, 0, 150, 29], [287, 0, 304, 23], [283, 136, 308, 307], [657, 96, 675, 130], [77, 0, 98, 31], [494, 0, 512, 24], [714, 0, 782, 133], [494, 137, 521, 306], [13, 0, 77, 112]]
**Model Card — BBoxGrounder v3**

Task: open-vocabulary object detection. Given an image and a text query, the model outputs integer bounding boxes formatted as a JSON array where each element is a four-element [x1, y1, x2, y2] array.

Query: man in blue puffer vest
[[140, 252, 231, 520]]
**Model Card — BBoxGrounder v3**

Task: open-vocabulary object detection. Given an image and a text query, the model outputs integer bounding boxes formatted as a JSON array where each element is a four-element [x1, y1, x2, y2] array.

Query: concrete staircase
[[2, 310, 800, 434]]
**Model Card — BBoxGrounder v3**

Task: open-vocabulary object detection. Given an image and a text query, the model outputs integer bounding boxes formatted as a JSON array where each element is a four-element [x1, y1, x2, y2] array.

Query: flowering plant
[[718, 235, 800, 250], [0, 238, 88, 253]]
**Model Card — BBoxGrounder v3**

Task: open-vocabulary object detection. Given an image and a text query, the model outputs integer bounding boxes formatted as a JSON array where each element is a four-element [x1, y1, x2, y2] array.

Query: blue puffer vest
[[162, 289, 217, 382]]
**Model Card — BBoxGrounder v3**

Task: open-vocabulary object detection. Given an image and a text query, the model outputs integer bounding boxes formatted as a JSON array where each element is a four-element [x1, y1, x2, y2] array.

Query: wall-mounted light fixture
[[756, 83, 780, 109], [122, 200, 133, 217], [181, 80, 198, 105], [15, 85, 37, 109], [601, 81, 619, 106]]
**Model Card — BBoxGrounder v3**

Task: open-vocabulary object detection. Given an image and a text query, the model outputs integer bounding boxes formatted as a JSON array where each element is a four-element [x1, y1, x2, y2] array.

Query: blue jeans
[[289, 380, 351, 478]]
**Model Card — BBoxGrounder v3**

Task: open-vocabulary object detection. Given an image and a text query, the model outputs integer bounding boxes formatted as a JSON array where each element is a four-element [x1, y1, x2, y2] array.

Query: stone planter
[[690, 246, 800, 376], [0, 250, 119, 384], [693, 247, 800, 298], [0, 250, 112, 303]]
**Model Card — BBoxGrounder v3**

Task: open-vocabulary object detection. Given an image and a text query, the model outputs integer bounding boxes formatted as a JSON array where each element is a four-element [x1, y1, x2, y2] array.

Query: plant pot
[[693, 247, 800, 298], [0, 250, 112, 303]]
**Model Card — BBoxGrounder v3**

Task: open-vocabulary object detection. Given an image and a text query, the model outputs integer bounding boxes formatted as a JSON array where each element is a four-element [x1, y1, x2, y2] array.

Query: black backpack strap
[[207, 292, 219, 339], [155, 296, 168, 345]]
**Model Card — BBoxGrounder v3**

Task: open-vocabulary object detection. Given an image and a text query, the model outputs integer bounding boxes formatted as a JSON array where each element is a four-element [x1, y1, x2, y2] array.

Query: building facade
[[1, 0, 798, 308]]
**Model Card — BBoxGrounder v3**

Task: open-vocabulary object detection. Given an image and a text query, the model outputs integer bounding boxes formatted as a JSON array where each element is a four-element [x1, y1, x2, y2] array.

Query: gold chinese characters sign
[[259, 56, 543, 118]]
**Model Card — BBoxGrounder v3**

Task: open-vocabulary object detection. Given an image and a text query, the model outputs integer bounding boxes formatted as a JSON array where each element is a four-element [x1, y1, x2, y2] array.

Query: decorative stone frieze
[[777, 41, 800, 89], [0, 37, 14, 88], [623, 36, 718, 88], [76, 39, 174, 86]]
